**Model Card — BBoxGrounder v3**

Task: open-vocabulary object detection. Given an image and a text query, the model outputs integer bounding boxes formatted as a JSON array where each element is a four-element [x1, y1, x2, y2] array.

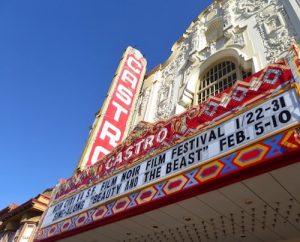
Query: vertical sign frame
[[77, 47, 147, 169]]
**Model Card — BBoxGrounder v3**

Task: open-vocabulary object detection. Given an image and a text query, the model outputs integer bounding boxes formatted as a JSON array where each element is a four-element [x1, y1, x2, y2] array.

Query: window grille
[[197, 60, 251, 103]]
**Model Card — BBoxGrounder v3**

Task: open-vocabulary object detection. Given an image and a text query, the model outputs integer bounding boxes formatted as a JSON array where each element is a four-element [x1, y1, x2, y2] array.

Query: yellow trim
[[233, 144, 269, 167], [196, 161, 224, 182], [293, 83, 300, 97], [163, 175, 188, 194]]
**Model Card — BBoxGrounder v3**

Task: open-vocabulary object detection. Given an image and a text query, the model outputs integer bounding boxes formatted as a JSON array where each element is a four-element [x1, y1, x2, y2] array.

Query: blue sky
[[0, 0, 210, 209]]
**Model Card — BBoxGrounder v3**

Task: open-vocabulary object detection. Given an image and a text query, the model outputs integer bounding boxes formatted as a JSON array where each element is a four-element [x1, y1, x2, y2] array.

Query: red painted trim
[[35, 149, 300, 242]]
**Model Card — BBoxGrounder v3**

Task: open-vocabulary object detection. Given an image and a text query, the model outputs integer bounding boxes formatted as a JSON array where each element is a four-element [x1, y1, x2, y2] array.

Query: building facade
[[0, 190, 51, 242], [131, 0, 300, 125], [34, 0, 300, 241]]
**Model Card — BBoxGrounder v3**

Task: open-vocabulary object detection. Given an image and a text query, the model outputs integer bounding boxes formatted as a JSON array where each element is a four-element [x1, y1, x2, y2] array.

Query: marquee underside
[[58, 162, 300, 242]]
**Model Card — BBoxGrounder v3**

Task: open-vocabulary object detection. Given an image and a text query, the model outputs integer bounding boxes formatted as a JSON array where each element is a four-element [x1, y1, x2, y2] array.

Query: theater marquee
[[40, 87, 300, 228], [35, 44, 300, 242]]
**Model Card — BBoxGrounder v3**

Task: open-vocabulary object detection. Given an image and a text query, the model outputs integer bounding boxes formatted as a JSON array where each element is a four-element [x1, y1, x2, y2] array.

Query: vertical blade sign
[[85, 47, 147, 168]]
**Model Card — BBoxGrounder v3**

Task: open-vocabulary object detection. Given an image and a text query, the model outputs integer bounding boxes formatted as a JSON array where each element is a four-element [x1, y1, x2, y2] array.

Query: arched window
[[197, 60, 251, 103]]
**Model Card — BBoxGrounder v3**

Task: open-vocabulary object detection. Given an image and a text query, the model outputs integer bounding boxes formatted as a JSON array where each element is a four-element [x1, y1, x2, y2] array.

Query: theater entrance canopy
[[34, 45, 300, 242]]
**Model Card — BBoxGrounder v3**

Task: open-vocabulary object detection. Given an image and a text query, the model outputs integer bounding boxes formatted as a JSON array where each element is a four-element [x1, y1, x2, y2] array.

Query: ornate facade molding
[[235, 0, 297, 63], [137, 87, 151, 116], [155, 41, 191, 120], [141, 0, 299, 122], [235, 0, 260, 18], [257, 1, 296, 62], [225, 26, 247, 48]]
